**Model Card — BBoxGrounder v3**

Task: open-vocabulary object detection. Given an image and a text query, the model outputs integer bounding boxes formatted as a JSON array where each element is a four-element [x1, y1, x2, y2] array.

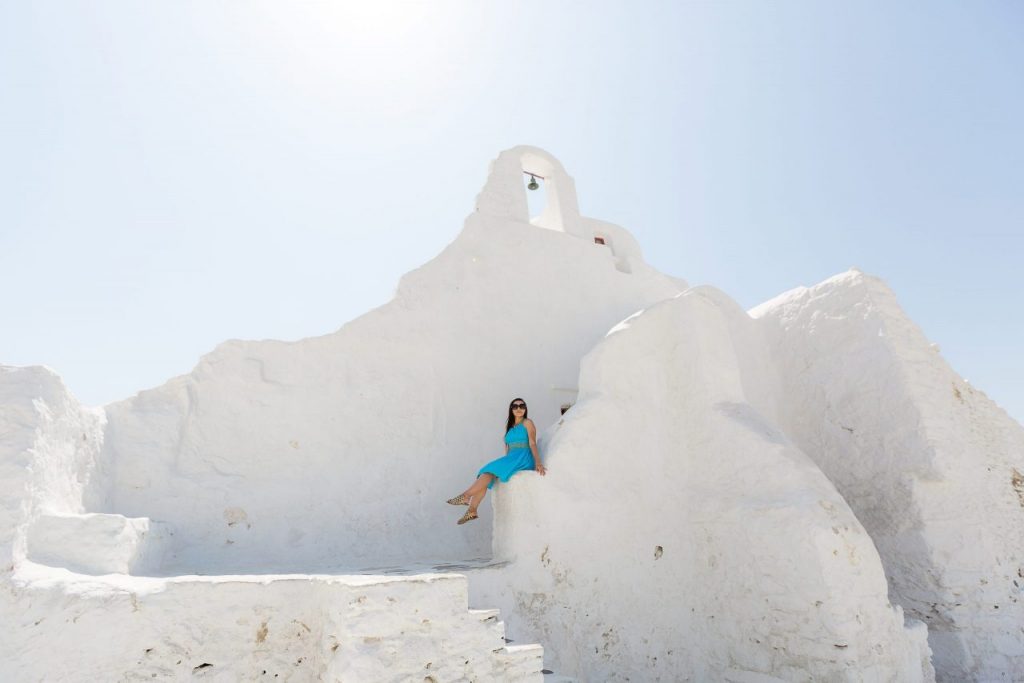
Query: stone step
[[467, 608, 509, 644], [25, 512, 171, 575], [495, 643, 545, 680]]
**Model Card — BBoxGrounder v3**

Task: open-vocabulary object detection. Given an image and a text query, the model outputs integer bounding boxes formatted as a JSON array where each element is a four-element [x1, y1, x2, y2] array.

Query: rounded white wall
[[477, 287, 932, 681]]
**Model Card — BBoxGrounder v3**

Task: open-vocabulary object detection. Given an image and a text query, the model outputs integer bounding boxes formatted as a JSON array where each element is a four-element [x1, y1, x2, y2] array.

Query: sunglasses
[[511, 403, 526, 409]]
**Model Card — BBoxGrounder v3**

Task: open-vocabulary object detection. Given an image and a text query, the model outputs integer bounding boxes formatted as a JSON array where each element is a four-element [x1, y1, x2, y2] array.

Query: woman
[[447, 398, 546, 525]]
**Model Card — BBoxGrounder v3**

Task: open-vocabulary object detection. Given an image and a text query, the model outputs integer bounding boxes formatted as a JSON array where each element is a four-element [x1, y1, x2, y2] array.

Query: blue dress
[[477, 422, 535, 489]]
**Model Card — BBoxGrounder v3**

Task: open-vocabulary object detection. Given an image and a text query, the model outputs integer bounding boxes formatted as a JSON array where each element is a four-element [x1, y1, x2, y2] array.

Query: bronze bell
[[527, 174, 539, 191]]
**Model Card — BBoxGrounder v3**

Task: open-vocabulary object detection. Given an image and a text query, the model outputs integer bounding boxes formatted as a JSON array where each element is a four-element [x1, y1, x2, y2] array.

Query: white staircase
[[8, 563, 548, 682], [323, 573, 544, 682], [19, 513, 560, 680]]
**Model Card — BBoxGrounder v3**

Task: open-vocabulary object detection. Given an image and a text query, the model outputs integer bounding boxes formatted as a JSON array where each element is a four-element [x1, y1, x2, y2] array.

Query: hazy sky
[[2, 1, 1021, 421]]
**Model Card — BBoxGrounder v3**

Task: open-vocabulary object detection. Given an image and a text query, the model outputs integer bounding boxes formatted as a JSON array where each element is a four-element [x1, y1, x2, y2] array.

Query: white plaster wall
[[99, 148, 686, 574], [751, 270, 1024, 682], [472, 287, 933, 681], [0, 366, 105, 568], [0, 366, 109, 672], [0, 364, 545, 679]]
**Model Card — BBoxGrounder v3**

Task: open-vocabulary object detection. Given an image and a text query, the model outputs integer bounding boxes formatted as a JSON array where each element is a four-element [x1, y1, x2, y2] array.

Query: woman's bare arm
[[524, 419, 546, 475]]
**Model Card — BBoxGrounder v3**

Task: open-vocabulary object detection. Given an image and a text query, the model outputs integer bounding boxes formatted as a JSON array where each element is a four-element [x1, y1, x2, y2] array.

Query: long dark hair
[[505, 397, 528, 434]]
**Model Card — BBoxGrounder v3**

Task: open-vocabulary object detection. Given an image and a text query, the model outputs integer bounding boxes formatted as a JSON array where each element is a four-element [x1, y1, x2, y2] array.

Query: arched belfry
[[474, 146, 590, 240]]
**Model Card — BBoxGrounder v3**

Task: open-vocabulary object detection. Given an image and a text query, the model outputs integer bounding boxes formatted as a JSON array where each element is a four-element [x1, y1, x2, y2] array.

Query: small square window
[[594, 236, 606, 245]]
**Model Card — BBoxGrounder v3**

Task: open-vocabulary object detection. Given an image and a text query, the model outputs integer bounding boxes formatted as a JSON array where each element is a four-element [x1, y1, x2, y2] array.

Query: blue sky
[[2, 1, 1021, 421]]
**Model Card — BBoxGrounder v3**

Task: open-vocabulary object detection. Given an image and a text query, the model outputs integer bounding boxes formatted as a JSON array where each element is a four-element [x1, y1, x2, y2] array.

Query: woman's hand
[[535, 462, 547, 476]]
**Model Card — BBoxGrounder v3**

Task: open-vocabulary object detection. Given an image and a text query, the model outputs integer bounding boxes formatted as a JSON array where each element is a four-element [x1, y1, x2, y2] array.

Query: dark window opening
[[594, 236, 606, 245]]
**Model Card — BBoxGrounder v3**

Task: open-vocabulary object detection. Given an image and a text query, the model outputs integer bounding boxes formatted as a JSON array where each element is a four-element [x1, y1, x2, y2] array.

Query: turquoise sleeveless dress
[[477, 422, 535, 489]]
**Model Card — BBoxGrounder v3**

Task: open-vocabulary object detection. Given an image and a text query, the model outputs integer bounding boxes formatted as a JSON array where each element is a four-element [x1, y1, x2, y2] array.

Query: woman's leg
[[460, 473, 489, 499], [465, 473, 494, 509]]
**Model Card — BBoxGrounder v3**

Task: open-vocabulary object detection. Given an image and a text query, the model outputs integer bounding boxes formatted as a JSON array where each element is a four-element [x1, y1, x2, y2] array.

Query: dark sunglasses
[[511, 403, 526, 409]]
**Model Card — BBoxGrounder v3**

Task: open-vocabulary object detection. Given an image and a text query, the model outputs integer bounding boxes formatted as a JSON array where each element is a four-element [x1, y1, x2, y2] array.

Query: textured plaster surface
[[2, 147, 1021, 680], [751, 271, 1024, 681]]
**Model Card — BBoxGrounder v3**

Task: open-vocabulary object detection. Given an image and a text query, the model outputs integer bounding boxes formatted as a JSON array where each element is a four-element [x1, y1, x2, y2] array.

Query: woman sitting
[[447, 397, 546, 524]]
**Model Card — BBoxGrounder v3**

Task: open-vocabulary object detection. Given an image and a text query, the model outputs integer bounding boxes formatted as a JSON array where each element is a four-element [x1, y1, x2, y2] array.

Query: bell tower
[[474, 145, 591, 240]]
